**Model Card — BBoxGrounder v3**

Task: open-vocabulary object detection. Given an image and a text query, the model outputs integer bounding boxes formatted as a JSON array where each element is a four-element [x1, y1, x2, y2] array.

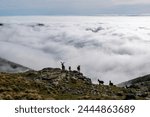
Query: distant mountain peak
[[0, 57, 31, 73]]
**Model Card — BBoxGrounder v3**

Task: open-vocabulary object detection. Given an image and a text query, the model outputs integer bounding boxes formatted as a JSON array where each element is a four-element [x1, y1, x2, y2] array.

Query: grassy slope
[[0, 68, 149, 100]]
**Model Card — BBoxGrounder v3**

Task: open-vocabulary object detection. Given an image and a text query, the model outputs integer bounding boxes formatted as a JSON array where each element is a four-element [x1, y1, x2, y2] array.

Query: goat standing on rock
[[98, 79, 104, 85], [69, 66, 71, 71], [109, 80, 113, 86], [61, 62, 65, 71], [77, 65, 80, 72]]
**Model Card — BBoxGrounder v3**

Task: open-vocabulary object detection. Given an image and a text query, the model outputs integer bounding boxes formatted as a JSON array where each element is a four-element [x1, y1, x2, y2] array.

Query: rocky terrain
[[0, 66, 150, 100], [118, 74, 150, 99], [0, 57, 149, 100], [118, 74, 150, 87]]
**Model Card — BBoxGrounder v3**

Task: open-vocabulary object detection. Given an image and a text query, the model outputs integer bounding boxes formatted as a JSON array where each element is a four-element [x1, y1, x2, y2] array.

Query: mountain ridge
[[0, 57, 150, 100], [0, 57, 30, 73], [118, 74, 150, 87]]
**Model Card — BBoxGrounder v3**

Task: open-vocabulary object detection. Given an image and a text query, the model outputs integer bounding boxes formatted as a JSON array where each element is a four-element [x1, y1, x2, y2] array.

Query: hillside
[[118, 74, 150, 87], [0, 57, 30, 73], [118, 74, 150, 98], [0, 67, 150, 100]]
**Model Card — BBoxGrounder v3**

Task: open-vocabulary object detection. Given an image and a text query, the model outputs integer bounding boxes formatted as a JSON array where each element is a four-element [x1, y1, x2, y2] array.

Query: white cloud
[[112, 0, 150, 5], [0, 16, 150, 84]]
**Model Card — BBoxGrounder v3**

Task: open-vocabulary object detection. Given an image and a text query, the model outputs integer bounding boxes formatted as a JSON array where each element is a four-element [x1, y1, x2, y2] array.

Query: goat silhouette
[[109, 80, 113, 86], [77, 65, 80, 72], [98, 79, 104, 85], [61, 62, 65, 70], [69, 66, 71, 71]]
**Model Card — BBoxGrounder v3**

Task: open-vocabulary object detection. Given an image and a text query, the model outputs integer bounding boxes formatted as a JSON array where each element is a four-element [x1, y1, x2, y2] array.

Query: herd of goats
[[60, 62, 114, 86]]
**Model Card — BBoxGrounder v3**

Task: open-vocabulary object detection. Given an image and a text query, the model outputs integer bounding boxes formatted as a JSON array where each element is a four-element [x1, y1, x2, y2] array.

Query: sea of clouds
[[0, 16, 150, 84]]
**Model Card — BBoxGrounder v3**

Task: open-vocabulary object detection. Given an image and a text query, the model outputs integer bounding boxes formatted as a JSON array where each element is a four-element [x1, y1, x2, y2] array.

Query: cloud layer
[[0, 16, 150, 84]]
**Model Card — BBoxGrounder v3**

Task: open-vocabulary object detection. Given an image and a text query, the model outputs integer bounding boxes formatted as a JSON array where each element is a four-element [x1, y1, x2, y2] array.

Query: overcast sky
[[0, 0, 150, 16]]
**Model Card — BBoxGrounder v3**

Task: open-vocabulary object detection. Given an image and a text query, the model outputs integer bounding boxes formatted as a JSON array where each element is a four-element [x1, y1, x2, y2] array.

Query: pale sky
[[0, 0, 150, 16]]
